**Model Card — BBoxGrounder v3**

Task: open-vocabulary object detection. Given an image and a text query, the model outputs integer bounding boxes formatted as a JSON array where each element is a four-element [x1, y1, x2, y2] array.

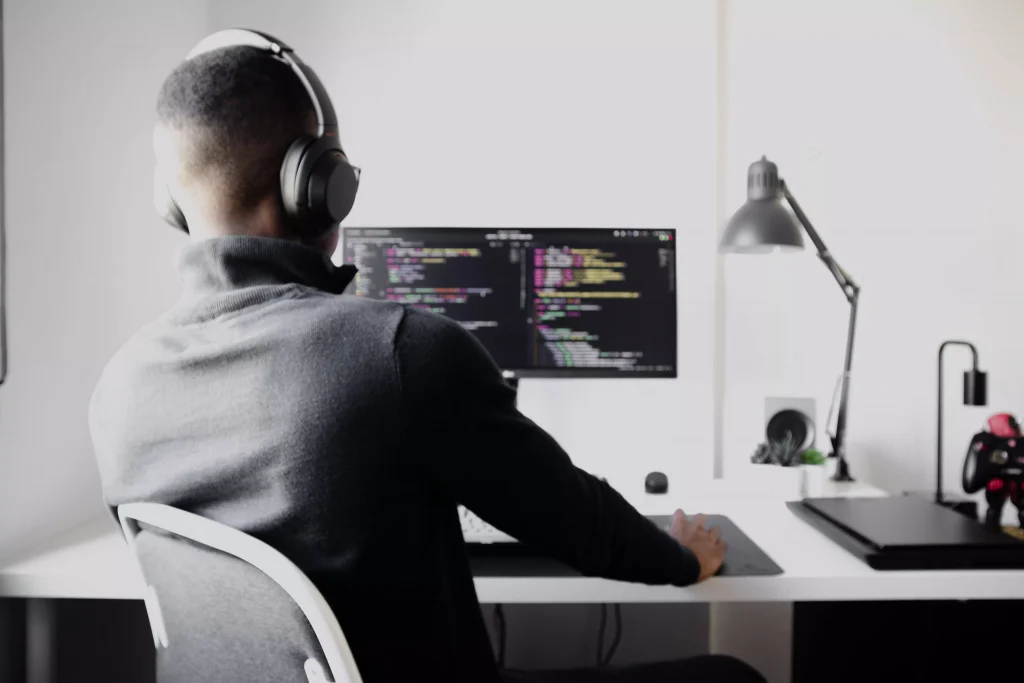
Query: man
[[90, 41, 765, 683]]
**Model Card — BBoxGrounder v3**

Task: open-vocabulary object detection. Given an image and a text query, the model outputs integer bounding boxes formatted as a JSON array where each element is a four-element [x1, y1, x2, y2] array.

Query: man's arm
[[396, 308, 701, 586]]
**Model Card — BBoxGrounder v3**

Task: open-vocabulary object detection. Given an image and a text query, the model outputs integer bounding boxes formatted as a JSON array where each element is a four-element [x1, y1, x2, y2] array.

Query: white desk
[[4, 479, 1024, 603], [5, 479, 1024, 683]]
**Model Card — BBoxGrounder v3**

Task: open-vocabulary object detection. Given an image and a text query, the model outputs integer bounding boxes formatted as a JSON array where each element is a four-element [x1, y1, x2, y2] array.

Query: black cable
[[596, 603, 608, 666], [601, 604, 623, 667], [493, 604, 507, 668]]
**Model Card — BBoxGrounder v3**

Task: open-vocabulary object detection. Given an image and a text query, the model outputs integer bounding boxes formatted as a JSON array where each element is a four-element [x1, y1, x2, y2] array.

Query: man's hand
[[670, 509, 727, 581]]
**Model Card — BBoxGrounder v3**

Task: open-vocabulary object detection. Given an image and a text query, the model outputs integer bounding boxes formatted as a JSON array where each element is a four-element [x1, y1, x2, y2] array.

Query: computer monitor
[[341, 228, 677, 378]]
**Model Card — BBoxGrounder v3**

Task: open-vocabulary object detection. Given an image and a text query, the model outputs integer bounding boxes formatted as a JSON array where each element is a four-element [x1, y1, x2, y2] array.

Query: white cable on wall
[[0, 0, 8, 386]]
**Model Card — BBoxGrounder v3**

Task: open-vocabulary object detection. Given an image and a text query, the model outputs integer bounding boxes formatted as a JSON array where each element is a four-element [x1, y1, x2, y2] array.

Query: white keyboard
[[459, 506, 516, 544]]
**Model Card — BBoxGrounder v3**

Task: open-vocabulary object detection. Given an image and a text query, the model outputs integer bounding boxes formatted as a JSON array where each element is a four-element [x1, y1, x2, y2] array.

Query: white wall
[[208, 0, 721, 491], [722, 0, 1024, 502], [0, 0, 204, 558]]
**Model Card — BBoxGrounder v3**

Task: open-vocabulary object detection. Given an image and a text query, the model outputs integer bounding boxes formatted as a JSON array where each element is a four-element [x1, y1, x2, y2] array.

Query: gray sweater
[[89, 235, 699, 683]]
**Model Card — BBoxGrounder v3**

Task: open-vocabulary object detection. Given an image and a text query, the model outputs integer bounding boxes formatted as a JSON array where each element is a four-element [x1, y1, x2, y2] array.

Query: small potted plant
[[799, 447, 828, 498], [749, 433, 805, 499], [749, 434, 829, 499]]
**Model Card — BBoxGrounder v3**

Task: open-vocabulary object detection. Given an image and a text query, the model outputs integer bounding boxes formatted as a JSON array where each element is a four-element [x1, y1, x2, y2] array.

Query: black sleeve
[[395, 308, 700, 587]]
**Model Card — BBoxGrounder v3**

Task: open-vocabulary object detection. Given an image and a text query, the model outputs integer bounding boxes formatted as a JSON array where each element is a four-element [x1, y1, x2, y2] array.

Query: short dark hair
[[156, 45, 315, 213]]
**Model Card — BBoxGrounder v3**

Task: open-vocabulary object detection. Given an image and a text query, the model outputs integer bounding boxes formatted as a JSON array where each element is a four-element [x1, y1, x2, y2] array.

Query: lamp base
[[830, 457, 855, 482]]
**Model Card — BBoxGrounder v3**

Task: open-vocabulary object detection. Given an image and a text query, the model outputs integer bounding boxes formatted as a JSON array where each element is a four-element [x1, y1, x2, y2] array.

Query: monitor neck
[[506, 377, 519, 408]]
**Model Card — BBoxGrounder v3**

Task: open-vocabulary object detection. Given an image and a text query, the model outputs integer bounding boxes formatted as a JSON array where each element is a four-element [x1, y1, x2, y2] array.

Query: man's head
[[155, 45, 336, 249]]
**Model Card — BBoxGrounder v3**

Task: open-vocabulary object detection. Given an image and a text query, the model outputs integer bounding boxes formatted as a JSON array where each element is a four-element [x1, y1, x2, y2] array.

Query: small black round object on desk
[[645, 471, 668, 494]]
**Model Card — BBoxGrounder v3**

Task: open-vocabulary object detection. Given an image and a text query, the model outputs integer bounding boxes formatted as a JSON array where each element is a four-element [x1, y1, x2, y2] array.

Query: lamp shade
[[963, 369, 987, 406], [720, 156, 805, 254]]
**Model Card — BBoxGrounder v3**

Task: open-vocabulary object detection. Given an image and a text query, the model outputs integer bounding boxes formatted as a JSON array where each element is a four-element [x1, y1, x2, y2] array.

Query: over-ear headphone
[[154, 29, 361, 237]]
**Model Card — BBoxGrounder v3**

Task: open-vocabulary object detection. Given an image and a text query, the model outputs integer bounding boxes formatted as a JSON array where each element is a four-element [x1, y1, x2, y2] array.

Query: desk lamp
[[720, 157, 859, 481], [936, 340, 987, 504]]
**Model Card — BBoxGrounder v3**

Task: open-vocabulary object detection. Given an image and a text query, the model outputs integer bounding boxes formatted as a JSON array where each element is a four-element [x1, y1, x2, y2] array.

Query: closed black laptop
[[789, 496, 1024, 570]]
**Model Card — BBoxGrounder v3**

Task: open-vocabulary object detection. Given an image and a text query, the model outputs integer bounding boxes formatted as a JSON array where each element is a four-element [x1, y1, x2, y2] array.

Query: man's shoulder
[[90, 318, 171, 414], [394, 306, 502, 387], [300, 295, 424, 363], [394, 305, 497, 367], [396, 304, 471, 343], [304, 292, 408, 332], [88, 321, 162, 451]]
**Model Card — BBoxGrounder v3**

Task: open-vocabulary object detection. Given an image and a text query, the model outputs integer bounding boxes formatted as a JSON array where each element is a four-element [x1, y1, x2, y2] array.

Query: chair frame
[[118, 502, 363, 683]]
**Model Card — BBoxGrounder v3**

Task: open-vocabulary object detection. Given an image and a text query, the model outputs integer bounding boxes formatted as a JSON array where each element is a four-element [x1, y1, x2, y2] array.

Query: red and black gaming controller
[[962, 413, 1024, 530]]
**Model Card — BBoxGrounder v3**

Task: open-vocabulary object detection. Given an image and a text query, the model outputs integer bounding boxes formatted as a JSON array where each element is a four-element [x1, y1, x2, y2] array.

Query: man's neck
[[183, 195, 292, 242]]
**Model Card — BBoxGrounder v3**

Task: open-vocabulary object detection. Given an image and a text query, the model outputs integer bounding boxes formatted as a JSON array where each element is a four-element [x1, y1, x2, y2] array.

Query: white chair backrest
[[118, 502, 363, 683]]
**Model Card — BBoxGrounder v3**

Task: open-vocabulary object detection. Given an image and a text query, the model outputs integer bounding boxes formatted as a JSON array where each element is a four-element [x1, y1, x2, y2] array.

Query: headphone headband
[[187, 29, 338, 137]]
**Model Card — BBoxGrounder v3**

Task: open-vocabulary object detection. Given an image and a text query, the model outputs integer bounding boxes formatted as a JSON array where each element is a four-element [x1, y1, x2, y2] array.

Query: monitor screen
[[341, 228, 677, 378]]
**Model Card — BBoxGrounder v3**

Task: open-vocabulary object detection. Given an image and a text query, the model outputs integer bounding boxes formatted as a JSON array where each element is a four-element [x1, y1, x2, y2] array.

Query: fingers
[[669, 512, 685, 541], [671, 512, 725, 548]]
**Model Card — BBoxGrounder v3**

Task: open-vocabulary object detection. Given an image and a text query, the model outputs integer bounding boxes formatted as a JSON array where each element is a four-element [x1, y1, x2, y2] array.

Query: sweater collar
[[177, 236, 356, 298]]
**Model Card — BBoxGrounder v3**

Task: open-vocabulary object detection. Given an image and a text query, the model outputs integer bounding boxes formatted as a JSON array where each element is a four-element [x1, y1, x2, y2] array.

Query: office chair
[[117, 503, 364, 683]]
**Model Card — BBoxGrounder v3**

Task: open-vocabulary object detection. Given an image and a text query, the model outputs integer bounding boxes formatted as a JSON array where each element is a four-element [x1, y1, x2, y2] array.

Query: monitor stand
[[505, 376, 519, 408]]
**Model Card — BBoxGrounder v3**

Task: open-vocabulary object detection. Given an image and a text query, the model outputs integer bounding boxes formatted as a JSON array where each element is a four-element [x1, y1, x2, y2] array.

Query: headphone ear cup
[[280, 136, 315, 224], [282, 135, 359, 238], [153, 167, 188, 233], [309, 149, 359, 226]]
